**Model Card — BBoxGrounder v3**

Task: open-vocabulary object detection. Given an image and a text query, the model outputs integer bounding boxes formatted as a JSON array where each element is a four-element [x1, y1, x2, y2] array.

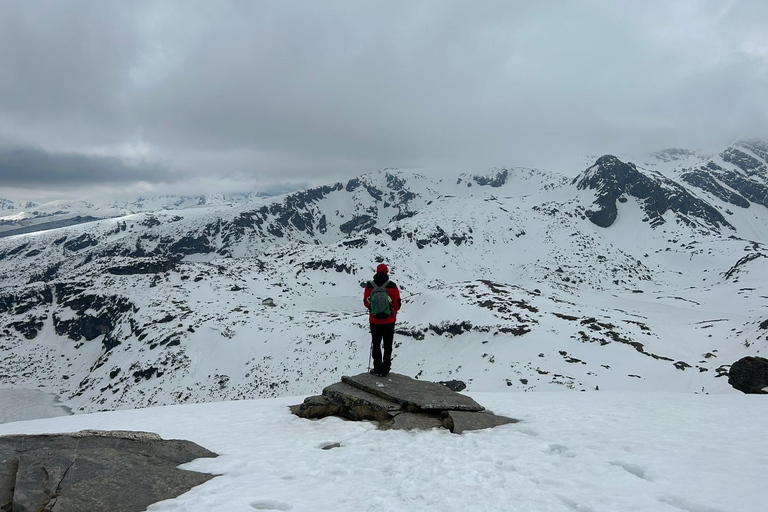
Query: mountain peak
[[576, 155, 731, 230], [679, 137, 768, 210]]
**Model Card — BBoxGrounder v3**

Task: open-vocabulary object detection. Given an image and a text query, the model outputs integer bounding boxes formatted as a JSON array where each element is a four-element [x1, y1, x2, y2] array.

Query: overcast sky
[[1, 0, 767, 202]]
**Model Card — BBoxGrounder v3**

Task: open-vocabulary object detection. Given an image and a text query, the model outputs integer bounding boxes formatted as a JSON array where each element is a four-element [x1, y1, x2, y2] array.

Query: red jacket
[[363, 274, 401, 324]]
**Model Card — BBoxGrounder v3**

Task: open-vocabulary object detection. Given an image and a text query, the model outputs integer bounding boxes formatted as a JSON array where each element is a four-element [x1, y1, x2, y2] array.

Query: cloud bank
[[1, 0, 766, 200]]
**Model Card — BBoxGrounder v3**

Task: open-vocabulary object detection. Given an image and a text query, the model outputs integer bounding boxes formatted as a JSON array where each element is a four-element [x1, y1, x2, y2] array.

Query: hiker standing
[[363, 263, 401, 377]]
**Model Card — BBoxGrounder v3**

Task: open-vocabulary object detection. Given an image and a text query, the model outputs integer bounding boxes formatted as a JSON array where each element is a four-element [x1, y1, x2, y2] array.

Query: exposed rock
[[444, 410, 519, 434], [62, 233, 99, 252], [323, 382, 402, 413], [575, 155, 731, 230], [381, 412, 444, 431], [0, 430, 217, 512], [438, 380, 467, 392], [728, 356, 768, 394], [289, 394, 344, 419], [682, 140, 768, 209], [107, 257, 178, 275], [342, 372, 484, 411], [339, 215, 376, 234], [472, 169, 509, 187], [291, 373, 517, 434]]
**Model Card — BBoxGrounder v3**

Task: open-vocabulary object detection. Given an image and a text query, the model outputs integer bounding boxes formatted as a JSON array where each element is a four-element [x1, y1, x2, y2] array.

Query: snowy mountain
[[0, 198, 39, 214], [0, 193, 269, 238], [1, 140, 767, 414]]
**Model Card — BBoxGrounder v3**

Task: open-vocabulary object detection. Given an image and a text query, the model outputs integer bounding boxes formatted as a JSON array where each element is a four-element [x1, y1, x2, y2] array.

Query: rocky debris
[[438, 380, 467, 392], [291, 373, 518, 434], [0, 429, 217, 512], [728, 356, 768, 394]]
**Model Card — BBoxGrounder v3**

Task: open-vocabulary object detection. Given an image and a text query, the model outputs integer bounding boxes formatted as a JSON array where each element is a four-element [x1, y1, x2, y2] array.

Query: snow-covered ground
[[0, 388, 71, 423], [0, 391, 765, 512]]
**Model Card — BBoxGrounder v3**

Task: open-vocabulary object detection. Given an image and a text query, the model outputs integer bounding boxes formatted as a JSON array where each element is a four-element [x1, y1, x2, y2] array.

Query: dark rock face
[[107, 257, 178, 275], [339, 215, 376, 234], [680, 167, 751, 208], [63, 233, 99, 252], [233, 182, 343, 237], [575, 155, 731, 230], [728, 356, 768, 394], [51, 285, 135, 350], [291, 373, 517, 434], [0, 430, 217, 512], [722, 252, 766, 281], [682, 139, 768, 209], [473, 169, 509, 187]]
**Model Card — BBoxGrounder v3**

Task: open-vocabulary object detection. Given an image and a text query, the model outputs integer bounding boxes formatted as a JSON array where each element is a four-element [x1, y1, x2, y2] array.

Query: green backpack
[[369, 280, 393, 319]]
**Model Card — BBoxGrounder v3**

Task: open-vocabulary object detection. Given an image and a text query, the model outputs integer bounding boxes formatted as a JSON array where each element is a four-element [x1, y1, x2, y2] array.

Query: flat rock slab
[[381, 412, 444, 431], [0, 430, 217, 512], [342, 373, 484, 412], [323, 382, 402, 412], [445, 410, 519, 434]]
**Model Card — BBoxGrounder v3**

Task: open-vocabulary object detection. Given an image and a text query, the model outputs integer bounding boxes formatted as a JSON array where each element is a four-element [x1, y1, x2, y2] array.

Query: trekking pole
[[368, 339, 373, 372]]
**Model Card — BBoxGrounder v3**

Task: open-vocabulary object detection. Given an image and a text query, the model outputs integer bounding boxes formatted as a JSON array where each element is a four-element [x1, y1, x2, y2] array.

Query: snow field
[[0, 392, 765, 511]]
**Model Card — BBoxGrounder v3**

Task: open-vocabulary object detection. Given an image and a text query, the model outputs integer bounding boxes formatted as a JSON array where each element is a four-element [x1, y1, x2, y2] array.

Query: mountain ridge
[[0, 141, 767, 413]]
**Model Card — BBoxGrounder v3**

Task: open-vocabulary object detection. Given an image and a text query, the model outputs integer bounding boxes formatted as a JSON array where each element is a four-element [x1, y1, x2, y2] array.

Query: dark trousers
[[370, 323, 395, 373]]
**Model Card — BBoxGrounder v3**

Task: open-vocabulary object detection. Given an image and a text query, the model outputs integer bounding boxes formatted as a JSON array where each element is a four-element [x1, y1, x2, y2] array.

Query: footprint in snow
[[250, 499, 293, 510], [656, 493, 725, 512], [609, 460, 653, 481], [546, 444, 576, 458]]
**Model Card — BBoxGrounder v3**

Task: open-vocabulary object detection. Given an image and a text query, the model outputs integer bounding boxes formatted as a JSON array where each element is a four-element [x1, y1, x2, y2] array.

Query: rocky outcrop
[[575, 155, 731, 230], [291, 372, 518, 433], [728, 356, 768, 394], [682, 139, 768, 210], [0, 430, 216, 512]]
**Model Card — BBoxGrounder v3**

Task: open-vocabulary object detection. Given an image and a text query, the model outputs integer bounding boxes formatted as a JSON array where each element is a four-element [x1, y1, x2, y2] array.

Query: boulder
[[438, 380, 467, 392], [729, 356, 768, 394], [291, 372, 518, 434], [288, 395, 344, 419], [322, 382, 402, 422], [381, 412, 444, 431], [342, 373, 484, 411], [0, 429, 217, 512], [444, 410, 519, 434]]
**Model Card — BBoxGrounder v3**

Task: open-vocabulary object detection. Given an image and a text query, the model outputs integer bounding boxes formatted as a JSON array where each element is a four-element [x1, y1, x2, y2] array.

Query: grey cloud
[[0, 146, 172, 186], [0, 0, 767, 199]]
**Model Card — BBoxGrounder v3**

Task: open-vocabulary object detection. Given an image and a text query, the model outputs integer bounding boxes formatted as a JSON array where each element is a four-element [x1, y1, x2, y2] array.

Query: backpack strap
[[370, 280, 389, 291]]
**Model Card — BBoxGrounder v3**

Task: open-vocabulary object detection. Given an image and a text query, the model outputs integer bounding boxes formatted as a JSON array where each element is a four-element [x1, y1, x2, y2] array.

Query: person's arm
[[391, 285, 402, 312], [363, 285, 371, 309]]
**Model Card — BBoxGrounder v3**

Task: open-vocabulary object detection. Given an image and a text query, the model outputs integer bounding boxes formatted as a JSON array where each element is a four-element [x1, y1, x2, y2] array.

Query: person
[[363, 263, 401, 377]]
